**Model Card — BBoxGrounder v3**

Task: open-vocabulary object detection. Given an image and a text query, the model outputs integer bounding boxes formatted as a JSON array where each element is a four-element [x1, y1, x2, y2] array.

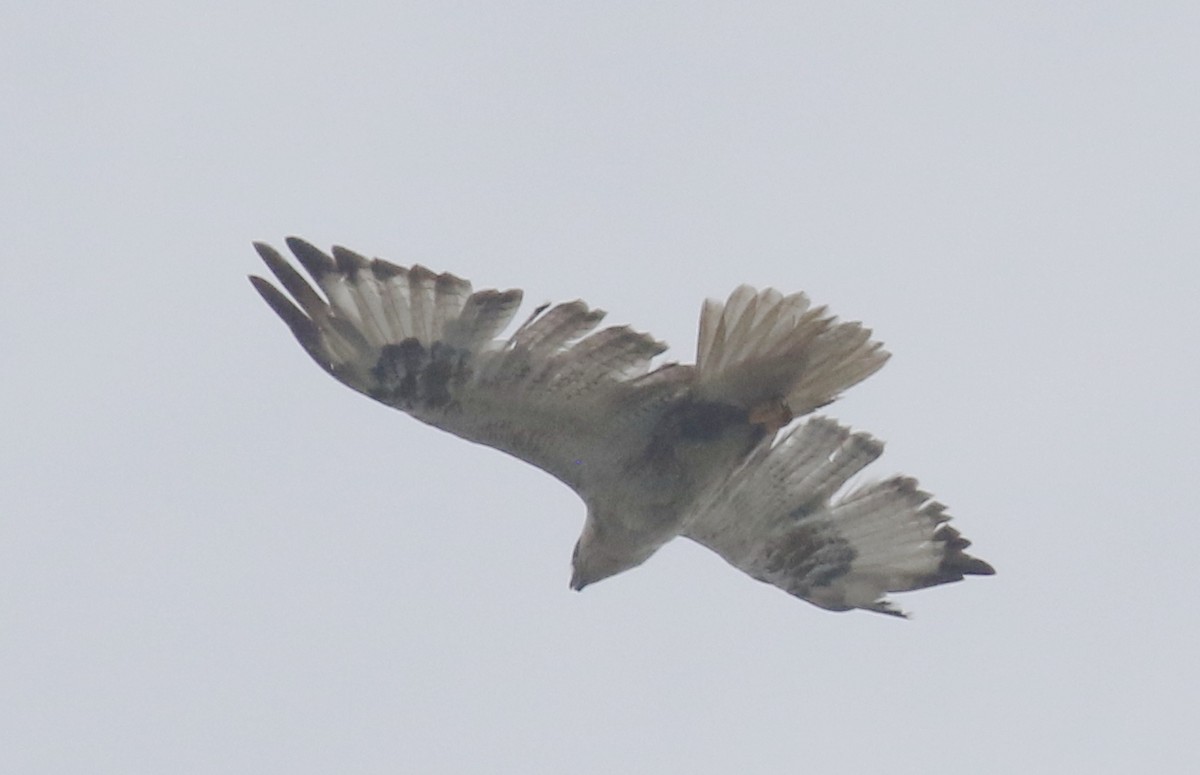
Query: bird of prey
[[251, 238, 993, 616]]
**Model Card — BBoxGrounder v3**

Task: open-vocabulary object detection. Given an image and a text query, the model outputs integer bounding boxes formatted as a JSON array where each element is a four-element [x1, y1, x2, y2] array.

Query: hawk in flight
[[251, 238, 993, 616]]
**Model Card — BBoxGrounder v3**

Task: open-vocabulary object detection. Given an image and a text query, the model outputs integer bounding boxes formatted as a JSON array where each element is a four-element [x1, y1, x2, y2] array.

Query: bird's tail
[[693, 285, 889, 420]]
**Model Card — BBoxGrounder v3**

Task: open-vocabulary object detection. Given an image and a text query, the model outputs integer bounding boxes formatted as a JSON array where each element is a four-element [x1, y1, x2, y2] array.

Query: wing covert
[[250, 239, 676, 490]]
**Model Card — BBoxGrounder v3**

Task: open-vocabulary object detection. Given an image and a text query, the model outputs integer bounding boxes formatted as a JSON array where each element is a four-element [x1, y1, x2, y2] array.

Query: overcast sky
[[3, 3, 1197, 772]]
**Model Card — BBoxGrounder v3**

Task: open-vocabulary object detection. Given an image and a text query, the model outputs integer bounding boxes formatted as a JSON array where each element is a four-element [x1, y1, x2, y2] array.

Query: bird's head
[[569, 512, 658, 591]]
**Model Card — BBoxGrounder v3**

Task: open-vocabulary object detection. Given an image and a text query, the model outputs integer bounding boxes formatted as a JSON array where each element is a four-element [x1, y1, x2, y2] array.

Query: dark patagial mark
[[762, 522, 857, 595], [370, 338, 467, 409]]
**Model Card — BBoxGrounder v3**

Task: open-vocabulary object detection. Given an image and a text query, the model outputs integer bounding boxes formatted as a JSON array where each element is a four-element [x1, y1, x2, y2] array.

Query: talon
[[747, 398, 793, 434]]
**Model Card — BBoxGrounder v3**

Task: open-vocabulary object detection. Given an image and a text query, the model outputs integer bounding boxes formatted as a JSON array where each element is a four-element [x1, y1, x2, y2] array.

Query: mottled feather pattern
[[686, 417, 869, 562], [251, 239, 677, 490], [252, 240, 658, 400], [252, 238, 993, 615], [686, 417, 993, 616]]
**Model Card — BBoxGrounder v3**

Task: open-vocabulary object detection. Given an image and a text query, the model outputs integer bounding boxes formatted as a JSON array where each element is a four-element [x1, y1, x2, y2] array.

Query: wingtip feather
[[249, 274, 326, 360], [331, 245, 371, 274], [285, 236, 337, 279], [253, 241, 329, 318]]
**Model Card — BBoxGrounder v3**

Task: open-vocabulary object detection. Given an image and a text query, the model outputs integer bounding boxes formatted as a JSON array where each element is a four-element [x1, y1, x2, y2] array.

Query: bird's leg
[[747, 398, 793, 435]]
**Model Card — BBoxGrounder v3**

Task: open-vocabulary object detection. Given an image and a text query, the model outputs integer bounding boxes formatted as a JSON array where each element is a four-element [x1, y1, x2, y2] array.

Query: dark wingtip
[[249, 275, 328, 363], [252, 241, 329, 318], [960, 556, 996, 576], [252, 241, 290, 272], [250, 273, 296, 317], [249, 274, 309, 328], [936, 524, 996, 577], [408, 264, 438, 284], [331, 245, 370, 274], [371, 257, 407, 280], [285, 236, 337, 279], [435, 270, 470, 292], [284, 235, 316, 252]]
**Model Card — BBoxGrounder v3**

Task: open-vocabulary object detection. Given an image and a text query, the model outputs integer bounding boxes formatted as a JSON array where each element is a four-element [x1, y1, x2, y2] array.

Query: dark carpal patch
[[422, 342, 463, 407], [373, 339, 427, 400], [762, 521, 857, 595], [371, 338, 467, 409]]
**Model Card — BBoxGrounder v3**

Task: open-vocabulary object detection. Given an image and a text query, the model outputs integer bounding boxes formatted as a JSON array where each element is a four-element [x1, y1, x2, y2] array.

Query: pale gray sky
[[3, 3, 1197, 772]]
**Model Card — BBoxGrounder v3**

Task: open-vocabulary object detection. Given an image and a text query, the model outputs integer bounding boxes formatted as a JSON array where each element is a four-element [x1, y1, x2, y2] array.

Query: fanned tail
[[694, 285, 889, 420]]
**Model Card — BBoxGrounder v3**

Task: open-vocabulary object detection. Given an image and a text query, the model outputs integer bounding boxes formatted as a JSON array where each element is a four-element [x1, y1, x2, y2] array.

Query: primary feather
[[251, 238, 993, 615]]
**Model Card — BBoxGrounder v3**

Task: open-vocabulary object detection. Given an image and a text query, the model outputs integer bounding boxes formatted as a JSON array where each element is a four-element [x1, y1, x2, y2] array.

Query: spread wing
[[252, 238, 994, 614], [684, 417, 995, 617], [249, 238, 687, 491]]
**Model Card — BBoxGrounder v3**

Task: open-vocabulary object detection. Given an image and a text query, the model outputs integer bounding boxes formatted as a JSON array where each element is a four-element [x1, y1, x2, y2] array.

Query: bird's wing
[[250, 238, 687, 490], [683, 417, 994, 616]]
